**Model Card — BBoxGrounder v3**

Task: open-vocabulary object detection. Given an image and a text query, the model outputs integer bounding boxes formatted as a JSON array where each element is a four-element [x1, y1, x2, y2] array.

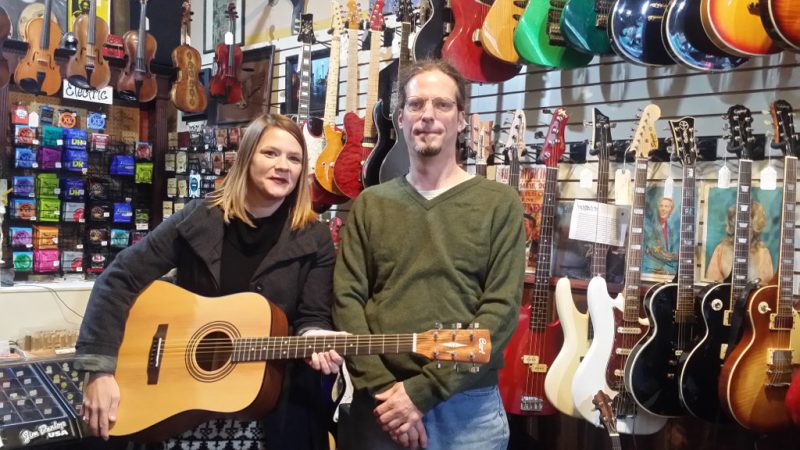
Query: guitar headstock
[[629, 104, 661, 159], [369, 0, 385, 31], [180, 1, 192, 26], [668, 116, 697, 166], [769, 99, 799, 158], [415, 328, 492, 364], [297, 14, 315, 44], [592, 390, 619, 436], [504, 109, 526, 165], [346, 0, 361, 30], [590, 108, 613, 165], [540, 108, 568, 167], [725, 104, 755, 159], [330, 1, 346, 37], [397, 0, 413, 24]]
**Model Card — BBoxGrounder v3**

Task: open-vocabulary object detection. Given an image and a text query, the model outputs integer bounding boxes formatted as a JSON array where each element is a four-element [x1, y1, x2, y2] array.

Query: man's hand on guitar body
[[82, 372, 120, 440]]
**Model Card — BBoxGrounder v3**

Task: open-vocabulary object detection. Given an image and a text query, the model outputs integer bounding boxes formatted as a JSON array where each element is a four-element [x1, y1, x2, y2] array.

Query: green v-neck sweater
[[333, 175, 526, 413]]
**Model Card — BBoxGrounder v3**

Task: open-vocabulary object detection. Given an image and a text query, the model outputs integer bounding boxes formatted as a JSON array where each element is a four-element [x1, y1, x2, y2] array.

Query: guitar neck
[[777, 156, 797, 321], [728, 158, 753, 309], [41, 0, 53, 49], [676, 162, 697, 317], [297, 42, 312, 123], [323, 33, 342, 126], [610, 435, 622, 450], [622, 157, 649, 322], [137, 2, 148, 71], [390, 22, 412, 112], [530, 166, 559, 330], [345, 29, 360, 113], [88, 0, 98, 47], [362, 29, 382, 140], [591, 139, 611, 277]]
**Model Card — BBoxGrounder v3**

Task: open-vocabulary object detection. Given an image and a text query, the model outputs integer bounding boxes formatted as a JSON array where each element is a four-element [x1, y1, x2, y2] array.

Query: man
[[333, 60, 525, 450], [645, 196, 678, 274]]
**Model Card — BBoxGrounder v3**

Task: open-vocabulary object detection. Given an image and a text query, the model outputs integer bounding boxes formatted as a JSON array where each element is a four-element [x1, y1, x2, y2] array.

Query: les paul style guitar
[[759, 0, 800, 52], [67, 0, 111, 90], [514, 0, 593, 68], [0, 6, 9, 89], [171, 2, 208, 114], [294, 14, 325, 174], [571, 105, 666, 434], [411, 0, 446, 61], [561, 0, 614, 55], [14, 0, 62, 95], [700, 0, 780, 57], [498, 108, 567, 416], [105, 281, 492, 441], [608, 0, 674, 66], [718, 100, 799, 432], [118, 0, 157, 103]]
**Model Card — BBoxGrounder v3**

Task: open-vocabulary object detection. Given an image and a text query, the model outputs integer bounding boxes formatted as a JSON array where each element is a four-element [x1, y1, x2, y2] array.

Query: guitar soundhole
[[195, 331, 233, 372]]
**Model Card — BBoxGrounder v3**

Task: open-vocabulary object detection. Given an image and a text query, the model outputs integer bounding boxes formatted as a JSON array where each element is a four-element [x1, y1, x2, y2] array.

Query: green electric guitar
[[560, 0, 614, 55], [515, 0, 594, 68]]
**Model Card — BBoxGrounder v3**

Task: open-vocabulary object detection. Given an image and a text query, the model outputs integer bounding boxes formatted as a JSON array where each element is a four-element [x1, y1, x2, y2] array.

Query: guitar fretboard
[[729, 159, 753, 309], [623, 158, 648, 323], [297, 39, 312, 123], [777, 156, 797, 322], [530, 166, 558, 330], [363, 29, 383, 140], [232, 334, 416, 361], [676, 161, 697, 318], [345, 29, 360, 113], [591, 116, 612, 277], [323, 25, 341, 126]]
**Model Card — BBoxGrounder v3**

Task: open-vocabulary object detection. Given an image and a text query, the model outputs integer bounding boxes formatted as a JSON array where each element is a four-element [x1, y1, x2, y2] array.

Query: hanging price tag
[[663, 176, 675, 199], [614, 168, 631, 206], [224, 32, 234, 45], [718, 165, 731, 188], [760, 165, 777, 190]]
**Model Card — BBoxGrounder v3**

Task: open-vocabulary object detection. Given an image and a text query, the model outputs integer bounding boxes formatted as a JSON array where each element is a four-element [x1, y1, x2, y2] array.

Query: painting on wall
[[205, 0, 244, 54], [641, 184, 683, 282], [283, 49, 330, 118], [212, 45, 275, 126]]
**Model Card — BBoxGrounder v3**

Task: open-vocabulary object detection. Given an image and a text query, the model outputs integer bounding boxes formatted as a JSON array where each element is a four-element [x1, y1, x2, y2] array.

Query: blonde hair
[[725, 201, 767, 237], [206, 114, 317, 229]]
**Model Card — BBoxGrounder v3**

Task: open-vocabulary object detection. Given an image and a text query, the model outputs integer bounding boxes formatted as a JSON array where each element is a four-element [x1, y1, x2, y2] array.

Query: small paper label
[[31, 162, 38, 168], [760, 165, 777, 190], [28, 112, 40, 128], [76, 244, 83, 249], [101, 241, 108, 246], [224, 31, 234, 45], [718, 165, 731, 188], [663, 177, 674, 199], [55, 162, 62, 168], [615, 168, 631, 206], [57, 139, 63, 146]]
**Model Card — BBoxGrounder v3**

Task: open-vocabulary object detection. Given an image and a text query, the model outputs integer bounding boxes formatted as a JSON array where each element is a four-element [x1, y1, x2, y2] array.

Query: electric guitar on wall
[[560, 0, 614, 55], [104, 281, 492, 441], [514, 0, 594, 68], [759, 0, 800, 52], [294, 14, 325, 174], [718, 100, 799, 432], [700, 0, 780, 57], [608, 0, 674, 66], [571, 105, 667, 434], [498, 108, 567, 416], [479, 0, 525, 63], [545, 108, 614, 418], [678, 105, 757, 422], [625, 116, 702, 417], [411, 0, 446, 61]]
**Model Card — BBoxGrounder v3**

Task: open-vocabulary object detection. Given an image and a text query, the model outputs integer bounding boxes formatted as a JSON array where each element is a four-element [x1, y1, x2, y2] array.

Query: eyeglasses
[[404, 97, 458, 114]]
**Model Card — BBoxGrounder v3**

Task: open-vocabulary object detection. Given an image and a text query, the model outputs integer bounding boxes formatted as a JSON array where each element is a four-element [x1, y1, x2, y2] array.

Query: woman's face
[[246, 126, 304, 206]]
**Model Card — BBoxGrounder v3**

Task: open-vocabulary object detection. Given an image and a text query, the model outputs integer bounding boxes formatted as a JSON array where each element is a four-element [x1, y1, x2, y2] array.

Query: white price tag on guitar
[[614, 168, 631, 206], [718, 165, 731, 188], [663, 176, 675, 199], [760, 165, 777, 190]]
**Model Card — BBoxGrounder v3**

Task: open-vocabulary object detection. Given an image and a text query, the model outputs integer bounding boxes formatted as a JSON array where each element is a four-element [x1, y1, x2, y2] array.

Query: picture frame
[[211, 45, 275, 126], [205, 0, 245, 54], [283, 49, 331, 119], [641, 183, 683, 282]]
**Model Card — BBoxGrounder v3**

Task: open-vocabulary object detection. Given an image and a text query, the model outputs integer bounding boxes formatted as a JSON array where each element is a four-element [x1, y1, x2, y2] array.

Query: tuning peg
[[436, 360, 442, 369], [722, 134, 731, 141], [665, 137, 672, 144], [471, 322, 480, 329], [722, 123, 730, 130], [543, 108, 553, 115], [534, 131, 544, 139]]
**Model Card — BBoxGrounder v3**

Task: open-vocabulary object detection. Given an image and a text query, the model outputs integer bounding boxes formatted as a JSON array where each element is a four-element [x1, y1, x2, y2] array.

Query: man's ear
[[458, 111, 467, 132]]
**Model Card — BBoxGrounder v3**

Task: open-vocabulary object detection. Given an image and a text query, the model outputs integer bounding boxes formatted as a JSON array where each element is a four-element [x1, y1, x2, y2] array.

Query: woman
[[706, 200, 774, 283], [76, 114, 343, 450]]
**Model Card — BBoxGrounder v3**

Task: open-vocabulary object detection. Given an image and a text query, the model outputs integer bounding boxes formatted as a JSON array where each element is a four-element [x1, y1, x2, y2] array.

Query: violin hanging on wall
[[209, 2, 243, 105], [14, 0, 63, 95], [171, 1, 208, 113], [67, 0, 111, 90], [118, 0, 157, 102], [0, 6, 10, 89]]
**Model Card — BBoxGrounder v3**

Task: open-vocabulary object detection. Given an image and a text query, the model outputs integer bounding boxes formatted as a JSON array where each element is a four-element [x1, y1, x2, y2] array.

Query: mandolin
[[411, 0, 446, 61], [118, 0, 157, 103], [608, 0, 674, 66], [514, 0, 594, 68], [0, 6, 10, 89], [171, 1, 208, 114], [759, 0, 800, 52], [570, 104, 667, 434], [14, 0, 62, 95], [560, 0, 614, 55], [498, 108, 567, 416], [441, 0, 520, 83], [700, 0, 780, 57], [67, 0, 111, 90], [479, 0, 525, 63], [718, 100, 799, 432], [208, 2, 243, 105], [105, 281, 492, 441]]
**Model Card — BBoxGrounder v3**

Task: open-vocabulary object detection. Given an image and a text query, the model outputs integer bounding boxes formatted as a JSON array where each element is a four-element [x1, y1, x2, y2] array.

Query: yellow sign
[[67, 0, 112, 32]]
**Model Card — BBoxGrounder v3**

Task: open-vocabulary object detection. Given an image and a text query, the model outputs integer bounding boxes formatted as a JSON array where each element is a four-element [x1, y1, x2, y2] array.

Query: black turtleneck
[[219, 201, 290, 295]]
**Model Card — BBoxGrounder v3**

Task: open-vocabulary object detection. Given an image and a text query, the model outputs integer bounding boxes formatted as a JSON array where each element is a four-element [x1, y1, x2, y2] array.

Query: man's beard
[[412, 143, 442, 157]]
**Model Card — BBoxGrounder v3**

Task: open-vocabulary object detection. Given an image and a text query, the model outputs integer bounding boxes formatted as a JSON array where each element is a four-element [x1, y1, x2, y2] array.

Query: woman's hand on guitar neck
[[82, 372, 121, 440], [302, 329, 348, 375]]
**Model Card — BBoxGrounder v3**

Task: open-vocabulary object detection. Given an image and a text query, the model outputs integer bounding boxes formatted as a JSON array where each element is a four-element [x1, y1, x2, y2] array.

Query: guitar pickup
[[769, 313, 793, 331], [617, 327, 642, 335], [522, 355, 548, 373], [615, 348, 631, 356]]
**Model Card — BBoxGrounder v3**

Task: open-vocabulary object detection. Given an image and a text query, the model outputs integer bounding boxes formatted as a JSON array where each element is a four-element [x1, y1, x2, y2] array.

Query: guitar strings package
[[38, 198, 61, 222], [36, 173, 60, 198], [42, 125, 63, 147], [62, 202, 85, 223], [15, 125, 35, 145], [13, 252, 34, 272], [63, 128, 87, 150], [10, 198, 36, 220], [113, 202, 133, 223], [87, 227, 110, 247], [135, 162, 153, 184], [38, 147, 62, 170], [110, 229, 131, 248], [33, 225, 59, 250], [91, 133, 110, 152], [88, 202, 112, 222], [87, 178, 108, 200], [87, 252, 108, 273], [13, 176, 35, 197], [110, 155, 135, 176], [10, 227, 33, 248], [64, 149, 88, 173], [15, 147, 36, 169], [61, 178, 85, 201], [33, 250, 61, 273], [61, 251, 84, 273]]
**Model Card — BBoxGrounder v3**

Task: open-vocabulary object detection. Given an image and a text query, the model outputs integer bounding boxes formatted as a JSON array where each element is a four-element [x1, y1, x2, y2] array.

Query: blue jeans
[[340, 385, 509, 450]]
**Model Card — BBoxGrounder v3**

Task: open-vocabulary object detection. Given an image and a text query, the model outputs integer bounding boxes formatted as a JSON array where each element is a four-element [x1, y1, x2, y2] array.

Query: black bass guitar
[[609, 0, 674, 66], [625, 116, 701, 417], [411, 0, 447, 61], [678, 105, 757, 421]]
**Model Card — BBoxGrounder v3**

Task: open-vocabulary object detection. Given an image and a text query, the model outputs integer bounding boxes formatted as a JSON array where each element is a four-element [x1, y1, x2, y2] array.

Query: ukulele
[[480, 0, 525, 63], [332, 0, 385, 199], [498, 108, 567, 416], [700, 0, 780, 57], [663, 0, 748, 71], [608, 0, 674, 66], [118, 0, 157, 103], [593, 390, 622, 450], [678, 105, 757, 422], [208, 2, 243, 105], [545, 108, 614, 418], [718, 100, 799, 432], [560, 0, 614, 55], [106, 281, 492, 441], [514, 0, 593, 68], [0, 6, 10, 89], [625, 116, 702, 417], [171, 2, 208, 114], [14, 0, 62, 95], [759, 0, 800, 52], [571, 105, 667, 434], [441, 1, 520, 83], [411, 0, 446, 61], [67, 0, 111, 90]]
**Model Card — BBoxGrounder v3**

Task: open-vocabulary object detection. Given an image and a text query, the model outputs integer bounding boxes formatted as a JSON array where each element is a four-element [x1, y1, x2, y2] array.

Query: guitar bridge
[[520, 396, 543, 412], [147, 324, 168, 385]]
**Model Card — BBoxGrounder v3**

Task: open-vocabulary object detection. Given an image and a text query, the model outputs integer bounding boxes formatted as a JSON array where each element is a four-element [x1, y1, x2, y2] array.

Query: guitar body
[[700, 0, 780, 56], [441, 1, 520, 83], [110, 281, 287, 441], [544, 277, 588, 417], [718, 285, 794, 431], [15, 17, 63, 95], [663, 0, 747, 71], [787, 368, 800, 426], [572, 277, 666, 434], [379, 113, 409, 183], [411, 0, 446, 61], [513, 1, 593, 68], [303, 118, 325, 175], [67, 14, 111, 90], [171, 44, 208, 113], [209, 44, 243, 104], [625, 283, 700, 417], [315, 124, 347, 196], [310, 175, 348, 212], [362, 99, 396, 187], [498, 305, 563, 416], [118, 30, 158, 102], [561, 0, 613, 55], [333, 112, 368, 199], [759, 0, 800, 52], [0, 6, 9, 89], [480, 0, 524, 63], [608, 0, 674, 66]]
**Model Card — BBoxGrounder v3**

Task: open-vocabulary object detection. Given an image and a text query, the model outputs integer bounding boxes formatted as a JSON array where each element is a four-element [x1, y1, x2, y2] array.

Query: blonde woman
[[705, 201, 774, 283]]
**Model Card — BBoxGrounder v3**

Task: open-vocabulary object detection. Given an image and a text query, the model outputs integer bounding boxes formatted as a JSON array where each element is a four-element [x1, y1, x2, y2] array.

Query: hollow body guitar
[[208, 2, 243, 104], [608, 0, 674, 66], [67, 0, 111, 90], [514, 0, 593, 68], [700, 0, 780, 57], [118, 0, 157, 102], [14, 0, 62, 95], [171, 1, 208, 114], [759, 0, 800, 52], [560, 0, 614, 55]]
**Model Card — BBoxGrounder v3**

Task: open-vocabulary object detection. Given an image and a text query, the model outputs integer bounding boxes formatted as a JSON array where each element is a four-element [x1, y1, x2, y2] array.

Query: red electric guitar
[[498, 108, 568, 415], [209, 2, 243, 104]]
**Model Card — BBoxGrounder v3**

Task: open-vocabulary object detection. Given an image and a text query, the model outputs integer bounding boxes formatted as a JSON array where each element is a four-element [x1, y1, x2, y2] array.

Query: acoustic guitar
[[759, 0, 800, 52], [718, 100, 799, 432], [118, 0, 157, 103], [479, 0, 525, 64], [608, 0, 674, 66], [104, 281, 491, 441], [67, 0, 111, 90], [560, 0, 614, 55], [700, 0, 780, 56], [14, 0, 62, 95], [514, 0, 593, 68], [170, 2, 208, 114], [0, 6, 9, 89]]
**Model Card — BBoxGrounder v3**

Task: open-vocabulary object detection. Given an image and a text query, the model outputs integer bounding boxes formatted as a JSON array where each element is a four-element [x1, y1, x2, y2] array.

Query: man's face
[[397, 69, 466, 159], [658, 199, 674, 220]]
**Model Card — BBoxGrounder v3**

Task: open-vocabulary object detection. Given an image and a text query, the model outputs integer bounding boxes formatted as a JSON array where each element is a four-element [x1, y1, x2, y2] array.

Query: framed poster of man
[[642, 184, 682, 281]]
